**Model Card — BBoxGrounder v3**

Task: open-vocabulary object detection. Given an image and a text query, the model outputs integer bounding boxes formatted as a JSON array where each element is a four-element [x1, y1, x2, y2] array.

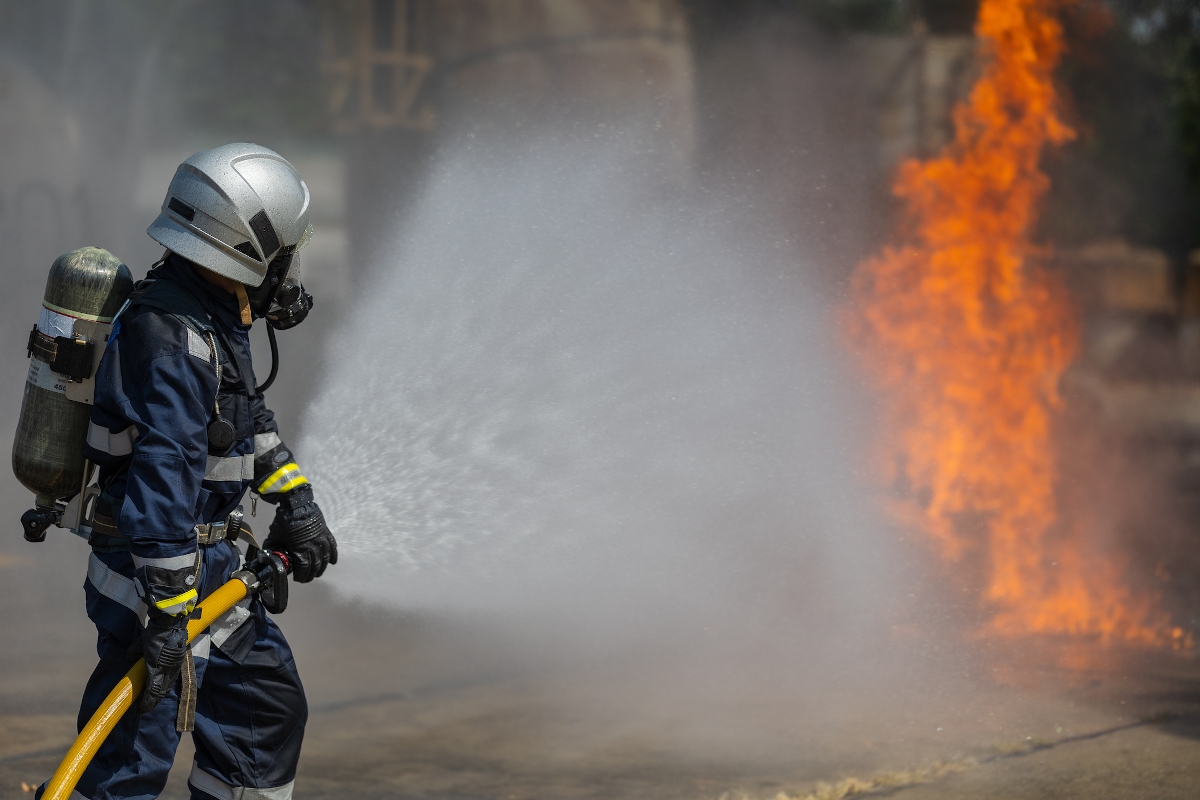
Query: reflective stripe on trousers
[[86, 553, 149, 626], [187, 598, 254, 661], [189, 760, 295, 799]]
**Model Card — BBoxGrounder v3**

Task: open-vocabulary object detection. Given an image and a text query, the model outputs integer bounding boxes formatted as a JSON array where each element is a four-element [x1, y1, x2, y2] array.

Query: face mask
[[246, 251, 313, 330]]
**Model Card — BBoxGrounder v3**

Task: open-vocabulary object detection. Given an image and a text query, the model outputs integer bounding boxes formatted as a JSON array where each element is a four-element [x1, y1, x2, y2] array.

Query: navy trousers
[[46, 540, 307, 800]]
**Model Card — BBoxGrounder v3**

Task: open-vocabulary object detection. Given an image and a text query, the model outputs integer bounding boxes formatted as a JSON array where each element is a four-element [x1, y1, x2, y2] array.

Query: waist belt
[[91, 506, 245, 546]]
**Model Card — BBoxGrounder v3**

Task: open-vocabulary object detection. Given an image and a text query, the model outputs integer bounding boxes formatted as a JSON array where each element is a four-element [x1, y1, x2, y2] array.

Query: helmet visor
[[265, 252, 313, 330], [273, 254, 304, 310], [293, 223, 314, 253]]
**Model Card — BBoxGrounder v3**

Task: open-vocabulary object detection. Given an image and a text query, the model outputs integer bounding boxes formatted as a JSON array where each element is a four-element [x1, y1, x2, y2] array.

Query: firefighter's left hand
[[263, 484, 338, 583], [139, 613, 190, 712]]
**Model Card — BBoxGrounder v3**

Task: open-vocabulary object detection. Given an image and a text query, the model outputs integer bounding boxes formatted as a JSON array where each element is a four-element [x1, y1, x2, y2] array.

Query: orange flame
[[848, 0, 1186, 646]]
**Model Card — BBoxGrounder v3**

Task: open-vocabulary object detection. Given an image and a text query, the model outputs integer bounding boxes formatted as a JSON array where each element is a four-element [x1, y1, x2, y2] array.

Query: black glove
[[263, 484, 337, 583], [134, 564, 197, 713], [138, 612, 190, 712]]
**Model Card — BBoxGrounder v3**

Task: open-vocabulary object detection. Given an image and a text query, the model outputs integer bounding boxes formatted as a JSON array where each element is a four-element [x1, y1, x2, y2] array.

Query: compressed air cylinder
[[12, 247, 133, 507]]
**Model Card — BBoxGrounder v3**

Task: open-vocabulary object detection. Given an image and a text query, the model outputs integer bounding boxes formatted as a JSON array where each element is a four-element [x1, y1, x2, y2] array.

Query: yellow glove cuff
[[256, 462, 309, 496]]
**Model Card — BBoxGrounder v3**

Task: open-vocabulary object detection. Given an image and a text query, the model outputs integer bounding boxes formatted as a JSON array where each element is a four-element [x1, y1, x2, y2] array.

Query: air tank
[[13, 247, 133, 509]]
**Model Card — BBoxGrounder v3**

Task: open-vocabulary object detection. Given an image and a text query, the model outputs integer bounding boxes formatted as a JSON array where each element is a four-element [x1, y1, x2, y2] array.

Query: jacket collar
[[152, 253, 249, 331]]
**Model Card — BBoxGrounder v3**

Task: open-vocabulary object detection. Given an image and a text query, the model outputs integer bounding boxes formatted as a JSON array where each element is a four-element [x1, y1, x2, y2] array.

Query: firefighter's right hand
[[138, 612, 190, 712], [263, 484, 338, 583]]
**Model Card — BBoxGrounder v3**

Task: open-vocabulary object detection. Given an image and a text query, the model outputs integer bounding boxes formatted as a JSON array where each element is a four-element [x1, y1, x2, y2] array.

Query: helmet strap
[[234, 284, 252, 326]]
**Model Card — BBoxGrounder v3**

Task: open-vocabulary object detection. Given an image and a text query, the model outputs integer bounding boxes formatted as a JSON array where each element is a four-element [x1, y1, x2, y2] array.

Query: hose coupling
[[21, 506, 62, 543], [232, 551, 290, 615]]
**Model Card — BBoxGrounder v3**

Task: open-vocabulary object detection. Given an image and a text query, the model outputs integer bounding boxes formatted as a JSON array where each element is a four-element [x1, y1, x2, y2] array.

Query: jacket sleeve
[[250, 392, 309, 498], [108, 310, 217, 565]]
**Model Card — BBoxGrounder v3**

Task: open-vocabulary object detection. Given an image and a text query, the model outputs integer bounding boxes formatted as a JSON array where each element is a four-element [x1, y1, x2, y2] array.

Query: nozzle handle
[[248, 550, 290, 614]]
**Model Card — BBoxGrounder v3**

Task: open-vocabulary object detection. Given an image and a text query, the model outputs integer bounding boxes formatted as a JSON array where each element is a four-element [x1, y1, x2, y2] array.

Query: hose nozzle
[[232, 550, 290, 614]]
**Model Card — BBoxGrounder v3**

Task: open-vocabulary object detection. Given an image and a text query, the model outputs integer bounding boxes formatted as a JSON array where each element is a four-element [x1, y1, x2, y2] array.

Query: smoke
[[298, 132, 908, 687]]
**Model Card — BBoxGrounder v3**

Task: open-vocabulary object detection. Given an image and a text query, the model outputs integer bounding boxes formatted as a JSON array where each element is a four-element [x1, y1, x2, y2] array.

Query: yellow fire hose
[[42, 555, 287, 800]]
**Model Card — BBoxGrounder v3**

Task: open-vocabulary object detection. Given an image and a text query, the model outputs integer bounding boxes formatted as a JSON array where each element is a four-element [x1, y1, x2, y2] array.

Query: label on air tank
[[27, 358, 68, 394], [25, 305, 77, 395]]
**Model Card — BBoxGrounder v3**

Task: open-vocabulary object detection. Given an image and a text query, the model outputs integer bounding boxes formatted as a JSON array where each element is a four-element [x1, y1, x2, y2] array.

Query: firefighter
[[44, 143, 337, 800]]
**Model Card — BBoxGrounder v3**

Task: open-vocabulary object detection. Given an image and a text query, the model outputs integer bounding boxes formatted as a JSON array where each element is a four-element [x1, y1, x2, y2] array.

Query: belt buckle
[[196, 506, 245, 545], [197, 507, 245, 545], [197, 519, 225, 545]]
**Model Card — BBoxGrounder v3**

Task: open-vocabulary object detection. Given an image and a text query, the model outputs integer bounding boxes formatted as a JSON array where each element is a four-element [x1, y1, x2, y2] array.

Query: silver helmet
[[147, 143, 313, 287]]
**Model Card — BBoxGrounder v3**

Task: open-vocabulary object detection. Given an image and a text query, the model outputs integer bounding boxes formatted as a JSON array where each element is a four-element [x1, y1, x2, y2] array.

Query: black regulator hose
[[256, 325, 280, 394]]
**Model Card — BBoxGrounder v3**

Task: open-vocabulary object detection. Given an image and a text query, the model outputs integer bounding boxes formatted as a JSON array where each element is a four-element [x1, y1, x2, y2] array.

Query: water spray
[[299, 136, 899, 671]]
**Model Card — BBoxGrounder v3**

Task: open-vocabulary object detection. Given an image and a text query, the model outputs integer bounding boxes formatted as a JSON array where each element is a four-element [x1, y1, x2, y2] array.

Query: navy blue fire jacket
[[82, 254, 306, 565]]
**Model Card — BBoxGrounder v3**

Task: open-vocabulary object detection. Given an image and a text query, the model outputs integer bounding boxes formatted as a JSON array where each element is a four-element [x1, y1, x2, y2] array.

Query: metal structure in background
[[321, 0, 435, 133], [868, 27, 976, 167], [319, 0, 692, 136], [316, 0, 696, 274]]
